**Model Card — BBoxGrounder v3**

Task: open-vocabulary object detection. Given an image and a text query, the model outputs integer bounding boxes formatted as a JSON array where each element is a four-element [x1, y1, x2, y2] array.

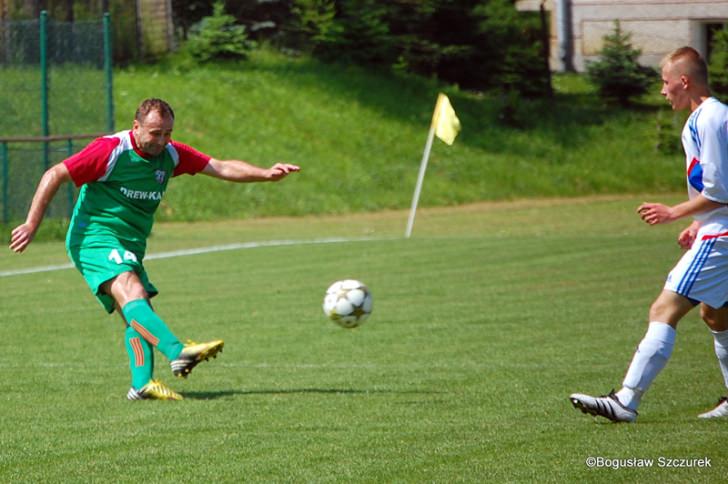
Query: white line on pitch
[[0, 236, 385, 278]]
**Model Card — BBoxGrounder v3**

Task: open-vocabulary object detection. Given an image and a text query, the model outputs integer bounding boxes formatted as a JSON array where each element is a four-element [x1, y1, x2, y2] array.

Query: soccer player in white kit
[[570, 46, 728, 422]]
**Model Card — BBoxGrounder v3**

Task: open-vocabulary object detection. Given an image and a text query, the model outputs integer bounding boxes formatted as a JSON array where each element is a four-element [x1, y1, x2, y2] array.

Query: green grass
[[0, 65, 107, 137], [2, 195, 727, 482], [111, 49, 684, 220], [3, 49, 686, 228], [0, 64, 108, 229]]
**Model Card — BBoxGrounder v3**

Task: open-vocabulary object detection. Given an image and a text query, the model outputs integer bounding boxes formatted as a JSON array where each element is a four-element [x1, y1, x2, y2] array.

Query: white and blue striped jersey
[[683, 97, 728, 233]]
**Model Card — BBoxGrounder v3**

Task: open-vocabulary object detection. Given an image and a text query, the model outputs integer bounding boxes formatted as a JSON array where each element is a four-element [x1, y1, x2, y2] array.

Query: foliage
[[222, 0, 294, 43], [183, 1, 253, 63], [709, 25, 728, 101], [1, 0, 549, 96], [586, 21, 657, 105], [167, 0, 551, 95], [311, 0, 394, 65], [655, 107, 684, 155], [172, 0, 214, 39], [308, 0, 551, 94], [409, 0, 492, 90], [390, 0, 551, 94], [108, 1, 141, 64], [475, 0, 551, 96], [290, 0, 337, 51]]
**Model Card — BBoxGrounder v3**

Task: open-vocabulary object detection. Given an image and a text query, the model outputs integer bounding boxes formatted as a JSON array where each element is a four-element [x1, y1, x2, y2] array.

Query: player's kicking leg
[[110, 277, 224, 397], [121, 298, 225, 378], [571, 291, 689, 422], [123, 308, 183, 400]]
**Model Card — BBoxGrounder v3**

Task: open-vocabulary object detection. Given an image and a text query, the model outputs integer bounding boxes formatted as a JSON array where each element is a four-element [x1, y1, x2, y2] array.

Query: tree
[[475, 0, 551, 96], [168, 0, 552, 96], [709, 25, 728, 101], [312, 0, 394, 65], [172, 0, 213, 40], [289, 0, 337, 52], [183, 1, 252, 63], [586, 21, 656, 105]]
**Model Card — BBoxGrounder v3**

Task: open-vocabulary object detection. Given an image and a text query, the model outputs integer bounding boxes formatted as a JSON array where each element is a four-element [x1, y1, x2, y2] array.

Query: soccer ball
[[322, 279, 373, 328]]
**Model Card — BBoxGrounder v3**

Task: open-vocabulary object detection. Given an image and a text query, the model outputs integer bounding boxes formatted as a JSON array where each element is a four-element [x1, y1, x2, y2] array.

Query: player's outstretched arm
[[637, 194, 724, 225], [9, 162, 71, 253], [202, 159, 300, 182]]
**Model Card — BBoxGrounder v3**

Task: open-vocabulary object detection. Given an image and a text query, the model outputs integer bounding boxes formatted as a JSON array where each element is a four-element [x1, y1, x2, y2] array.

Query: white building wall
[[517, 0, 728, 72]]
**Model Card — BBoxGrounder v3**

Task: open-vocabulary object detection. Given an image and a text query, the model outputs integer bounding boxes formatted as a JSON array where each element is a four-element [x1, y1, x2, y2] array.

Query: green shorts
[[66, 244, 158, 313]]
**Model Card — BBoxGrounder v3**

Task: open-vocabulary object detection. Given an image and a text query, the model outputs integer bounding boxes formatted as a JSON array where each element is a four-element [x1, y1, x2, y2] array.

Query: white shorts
[[665, 233, 728, 309]]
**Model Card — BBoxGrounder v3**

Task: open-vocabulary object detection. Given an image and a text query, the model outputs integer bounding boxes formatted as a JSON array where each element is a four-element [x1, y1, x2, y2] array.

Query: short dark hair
[[661, 46, 709, 86], [135, 98, 175, 123]]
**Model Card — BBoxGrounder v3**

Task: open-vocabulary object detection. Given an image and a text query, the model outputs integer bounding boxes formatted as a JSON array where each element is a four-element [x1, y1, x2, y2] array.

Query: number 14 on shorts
[[108, 248, 138, 264]]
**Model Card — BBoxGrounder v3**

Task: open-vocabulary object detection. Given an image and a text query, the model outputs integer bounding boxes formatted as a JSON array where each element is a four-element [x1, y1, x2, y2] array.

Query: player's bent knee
[[105, 271, 148, 307], [648, 299, 671, 322], [647, 291, 695, 326]]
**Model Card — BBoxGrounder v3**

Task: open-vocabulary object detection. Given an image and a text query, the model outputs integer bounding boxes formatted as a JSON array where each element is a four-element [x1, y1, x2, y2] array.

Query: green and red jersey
[[64, 130, 211, 255]]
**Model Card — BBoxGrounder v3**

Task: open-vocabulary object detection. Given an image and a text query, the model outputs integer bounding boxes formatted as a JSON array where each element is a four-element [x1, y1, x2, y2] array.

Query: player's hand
[[637, 202, 675, 225], [9, 223, 36, 253], [677, 220, 701, 249], [266, 163, 300, 181], [677, 226, 697, 249]]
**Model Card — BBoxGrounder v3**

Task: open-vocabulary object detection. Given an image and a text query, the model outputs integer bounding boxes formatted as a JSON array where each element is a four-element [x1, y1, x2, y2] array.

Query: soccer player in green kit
[[9, 98, 300, 401]]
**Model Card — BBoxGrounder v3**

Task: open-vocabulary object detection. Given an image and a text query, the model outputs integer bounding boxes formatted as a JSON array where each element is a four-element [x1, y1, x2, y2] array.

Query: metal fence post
[[103, 12, 115, 133], [1, 141, 8, 225], [66, 139, 74, 218], [40, 10, 50, 169]]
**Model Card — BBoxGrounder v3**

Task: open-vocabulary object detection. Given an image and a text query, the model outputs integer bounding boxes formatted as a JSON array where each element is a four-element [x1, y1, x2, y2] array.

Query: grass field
[[2, 195, 727, 482]]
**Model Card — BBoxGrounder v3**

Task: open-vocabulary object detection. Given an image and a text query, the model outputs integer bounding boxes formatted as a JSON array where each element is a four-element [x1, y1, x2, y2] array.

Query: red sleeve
[[171, 140, 211, 176], [63, 136, 121, 187]]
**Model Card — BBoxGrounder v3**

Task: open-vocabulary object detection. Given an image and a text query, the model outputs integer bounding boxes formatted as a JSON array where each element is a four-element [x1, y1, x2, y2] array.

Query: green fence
[[0, 11, 114, 224]]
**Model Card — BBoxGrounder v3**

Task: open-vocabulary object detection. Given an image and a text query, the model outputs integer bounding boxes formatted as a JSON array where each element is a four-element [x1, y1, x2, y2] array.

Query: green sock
[[121, 299, 184, 361], [124, 325, 154, 390]]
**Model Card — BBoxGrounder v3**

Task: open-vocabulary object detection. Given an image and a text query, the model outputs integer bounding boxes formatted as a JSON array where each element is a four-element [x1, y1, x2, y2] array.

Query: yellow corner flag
[[432, 93, 461, 145]]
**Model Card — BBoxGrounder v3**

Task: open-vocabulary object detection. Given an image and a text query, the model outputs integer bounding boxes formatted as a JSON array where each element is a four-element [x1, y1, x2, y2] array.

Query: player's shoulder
[[165, 140, 186, 164], [699, 97, 728, 120], [693, 98, 727, 134], [168, 140, 211, 163], [103, 130, 132, 147], [70, 131, 126, 161], [168, 139, 195, 153], [85, 130, 129, 154]]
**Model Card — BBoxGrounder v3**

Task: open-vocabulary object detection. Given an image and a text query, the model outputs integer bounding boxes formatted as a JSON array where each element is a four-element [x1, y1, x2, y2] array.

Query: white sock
[[617, 321, 676, 410], [711, 329, 728, 389], [615, 387, 642, 411]]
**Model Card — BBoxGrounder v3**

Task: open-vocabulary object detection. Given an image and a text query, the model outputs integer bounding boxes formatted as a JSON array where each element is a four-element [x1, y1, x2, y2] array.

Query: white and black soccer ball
[[322, 279, 373, 328]]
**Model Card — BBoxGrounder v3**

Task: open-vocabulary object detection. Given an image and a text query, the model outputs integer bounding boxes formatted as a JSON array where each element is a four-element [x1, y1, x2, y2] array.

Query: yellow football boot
[[170, 339, 224, 378], [127, 379, 183, 401]]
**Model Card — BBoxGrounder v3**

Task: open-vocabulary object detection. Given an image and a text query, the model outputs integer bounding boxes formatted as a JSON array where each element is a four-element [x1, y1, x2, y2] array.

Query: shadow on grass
[[182, 388, 442, 400]]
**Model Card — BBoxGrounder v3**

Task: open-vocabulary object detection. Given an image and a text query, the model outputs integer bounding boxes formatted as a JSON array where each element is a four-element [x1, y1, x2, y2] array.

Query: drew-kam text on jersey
[[119, 187, 165, 201]]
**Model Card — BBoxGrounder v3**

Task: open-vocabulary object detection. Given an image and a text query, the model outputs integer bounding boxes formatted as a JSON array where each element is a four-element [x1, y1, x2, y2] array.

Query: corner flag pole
[[405, 93, 460, 239], [405, 121, 436, 239]]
